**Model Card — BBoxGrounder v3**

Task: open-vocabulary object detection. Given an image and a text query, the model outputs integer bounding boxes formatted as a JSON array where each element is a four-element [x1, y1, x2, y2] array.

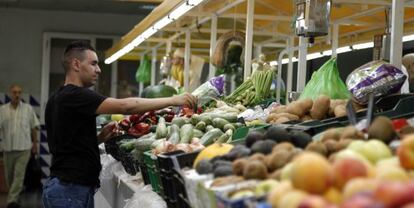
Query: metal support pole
[[332, 24, 339, 58], [287, 36, 295, 94], [244, 0, 255, 80], [110, 60, 118, 98], [390, 0, 404, 67], [166, 41, 172, 55], [209, 14, 218, 78], [139, 54, 144, 96], [184, 29, 191, 91], [151, 48, 157, 86], [297, 37, 307, 92]]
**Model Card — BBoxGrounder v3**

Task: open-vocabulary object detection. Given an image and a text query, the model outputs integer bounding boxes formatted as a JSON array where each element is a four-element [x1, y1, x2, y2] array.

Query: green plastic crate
[[143, 151, 163, 196]]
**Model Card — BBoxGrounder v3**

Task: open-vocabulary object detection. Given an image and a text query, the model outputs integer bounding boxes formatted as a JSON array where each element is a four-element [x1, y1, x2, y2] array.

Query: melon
[[193, 143, 234, 168], [141, 85, 177, 98]]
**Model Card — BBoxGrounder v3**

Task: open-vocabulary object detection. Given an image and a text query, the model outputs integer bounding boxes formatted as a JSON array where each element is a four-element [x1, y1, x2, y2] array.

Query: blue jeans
[[42, 177, 95, 208]]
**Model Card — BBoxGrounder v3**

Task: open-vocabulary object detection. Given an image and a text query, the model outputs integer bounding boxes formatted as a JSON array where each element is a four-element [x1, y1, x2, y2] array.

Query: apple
[[374, 181, 414, 208], [402, 203, 414, 208], [323, 187, 343, 205], [278, 190, 308, 208], [343, 178, 379, 200], [291, 152, 334, 194], [267, 181, 293, 207], [255, 179, 280, 196], [341, 193, 384, 208], [298, 195, 331, 208], [375, 165, 410, 182], [280, 162, 293, 181], [347, 140, 392, 164], [334, 149, 376, 178], [376, 157, 400, 168], [398, 135, 414, 170], [332, 157, 369, 189], [111, 114, 124, 122]]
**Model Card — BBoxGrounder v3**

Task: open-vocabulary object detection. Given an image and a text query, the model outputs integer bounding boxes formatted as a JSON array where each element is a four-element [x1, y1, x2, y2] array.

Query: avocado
[[214, 165, 233, 177], [213, 159, 233, 169], [251, 140, 276, 155], [245, 131, 265, 148], [195, 159, 213, 174], [265, 126, 292, 143], [290, 130, 312, 148], [224, 145, 251, 161]]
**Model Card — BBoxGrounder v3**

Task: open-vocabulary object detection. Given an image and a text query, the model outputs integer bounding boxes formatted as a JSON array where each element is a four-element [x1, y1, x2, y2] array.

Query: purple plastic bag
[[346, 60, 407, 104], [192, 75, 225, 105]]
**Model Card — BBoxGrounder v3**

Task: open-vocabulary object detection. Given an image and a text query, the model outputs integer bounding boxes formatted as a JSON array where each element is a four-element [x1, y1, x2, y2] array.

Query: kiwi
[[321, 128, 341, 142], [400, 126, 414, 137], [323, 139, 338, 155], [266, 150, 293, 172], [243, 160, 268, 180], [268, 169, 282, 180], [272, 142, 295, 153], [265, 126, 292, 143], [368, 116, 396, 144], [290, 130, 312, 148], [232, 158, 248, 176], [251, 140, 277, 155], [249, 153, 267, 165], [340, 126, 364, 140], [245, 131, 265, 148], [305, 141, 328, 156]]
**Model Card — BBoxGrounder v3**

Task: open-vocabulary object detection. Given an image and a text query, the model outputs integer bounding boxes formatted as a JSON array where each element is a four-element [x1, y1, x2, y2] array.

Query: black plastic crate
[[157, 150, 200, 208], [104, 134, 136, 161], [137, 161, 150, 185], [119, 150, 138, 175]]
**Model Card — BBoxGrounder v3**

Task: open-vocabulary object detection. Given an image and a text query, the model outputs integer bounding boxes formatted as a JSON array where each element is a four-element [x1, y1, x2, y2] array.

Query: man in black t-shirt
[[42, 41, 197, 208]]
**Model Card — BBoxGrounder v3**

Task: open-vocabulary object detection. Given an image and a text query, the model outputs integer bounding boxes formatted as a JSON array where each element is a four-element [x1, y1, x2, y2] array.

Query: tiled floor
[[0, 189, 43, 208]]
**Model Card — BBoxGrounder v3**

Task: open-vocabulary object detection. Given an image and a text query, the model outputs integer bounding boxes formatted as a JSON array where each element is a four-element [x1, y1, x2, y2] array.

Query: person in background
[[402, 53, 414, 92], [42, 41, 197, 208], [0, 84, 40, 208]]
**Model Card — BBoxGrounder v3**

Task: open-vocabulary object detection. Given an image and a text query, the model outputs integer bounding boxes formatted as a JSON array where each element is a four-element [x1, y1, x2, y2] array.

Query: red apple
[[398, 135, 414, 170], [340, 193, 384, 208], [332, 158, 369, 189], [374, 181, 414, 208], [343, 178, 378, 200], [402, 203, 414, 208], [298, 195, 331, 208]]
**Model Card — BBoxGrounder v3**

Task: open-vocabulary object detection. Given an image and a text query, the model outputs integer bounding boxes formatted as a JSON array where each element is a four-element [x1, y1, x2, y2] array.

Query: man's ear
[[72, 59, 81, 72]]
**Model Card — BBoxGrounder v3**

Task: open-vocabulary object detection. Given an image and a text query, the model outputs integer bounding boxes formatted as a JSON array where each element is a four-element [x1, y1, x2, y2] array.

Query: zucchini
[[195, 121, 206, 132], [223, 123, 235, 132], [172, 117, 187, 127], [155, 117, 168, 139], [215, 133, 230, 144], [135, 136, 156, 151], [232, 122, 244, 129], [201, 113, 238, 123], [193, 129, 204, 138], [180, 124, 194, 143], [168, 124, 181, 144], [212, 118, 230, 130], [200, 128, 224, 146], [205, 125, 215, 132], [191, 114, 201, 125]]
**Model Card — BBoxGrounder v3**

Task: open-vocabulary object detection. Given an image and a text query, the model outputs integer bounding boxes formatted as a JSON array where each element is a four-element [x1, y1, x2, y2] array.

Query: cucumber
[[232, 122, 244, 129], [195, 121, 206, 132], [180, 124, 194, 143], [200, 113, 238, 123], [156, 117, 168, 139], [166, 126, 172, 138], [168, 124, 181, 144], [200, 128, 224, 146], [191, 114, 201, 125], [212, 118, 230, 130], [172, 117, 187, 128], [193, 129, 204, 138], [215, 133, 230, 144]]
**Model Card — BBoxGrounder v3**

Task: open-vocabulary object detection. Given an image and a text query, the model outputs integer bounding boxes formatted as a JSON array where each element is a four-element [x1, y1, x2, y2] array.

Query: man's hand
[[31, 142, 38, 155], [172, 93, 198, 109], [98, 121, 117, 143]]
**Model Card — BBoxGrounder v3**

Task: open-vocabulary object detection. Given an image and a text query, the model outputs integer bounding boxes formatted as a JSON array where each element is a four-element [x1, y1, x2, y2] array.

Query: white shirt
[[0, 101, 40, 151]]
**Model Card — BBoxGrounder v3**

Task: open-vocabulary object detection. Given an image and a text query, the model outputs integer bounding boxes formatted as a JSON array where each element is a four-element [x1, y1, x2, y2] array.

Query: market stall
[[99, 0, 414, 208]]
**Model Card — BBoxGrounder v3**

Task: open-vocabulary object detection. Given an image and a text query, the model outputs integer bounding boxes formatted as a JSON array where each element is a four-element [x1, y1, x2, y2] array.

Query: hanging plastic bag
[[123, 185, 166, 208], [135, 55, 151, 84], [346, 60, 407, 104], [299, 58, 351, 100]]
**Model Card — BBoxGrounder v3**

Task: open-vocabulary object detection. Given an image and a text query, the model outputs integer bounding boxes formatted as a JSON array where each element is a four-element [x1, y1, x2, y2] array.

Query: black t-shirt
[[45, 84, 107, 187]]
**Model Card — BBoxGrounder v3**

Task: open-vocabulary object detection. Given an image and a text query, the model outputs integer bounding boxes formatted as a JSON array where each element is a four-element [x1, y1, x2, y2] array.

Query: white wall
[[0, 8, 143, 97]]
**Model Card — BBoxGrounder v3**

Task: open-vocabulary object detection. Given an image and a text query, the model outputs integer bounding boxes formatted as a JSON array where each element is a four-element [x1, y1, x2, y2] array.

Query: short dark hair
[[62, 40, 96, 72]]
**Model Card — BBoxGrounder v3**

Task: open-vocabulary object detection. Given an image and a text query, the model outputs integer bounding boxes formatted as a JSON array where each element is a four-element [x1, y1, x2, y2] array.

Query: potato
[[275, 113, 300, 121], [266, 113, 279, 123], [286, 102, 306, 117], [310, 95, 330, 120], [273, 117, 290, 124], [271, 105, 287, 114], [297, 98, 313, 114], [321, 128, 341, 142], [334, 104, 347, 118], [329, 99, 347, 116], [340, 126, 364, 140], [301, 114, 313, 121]]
